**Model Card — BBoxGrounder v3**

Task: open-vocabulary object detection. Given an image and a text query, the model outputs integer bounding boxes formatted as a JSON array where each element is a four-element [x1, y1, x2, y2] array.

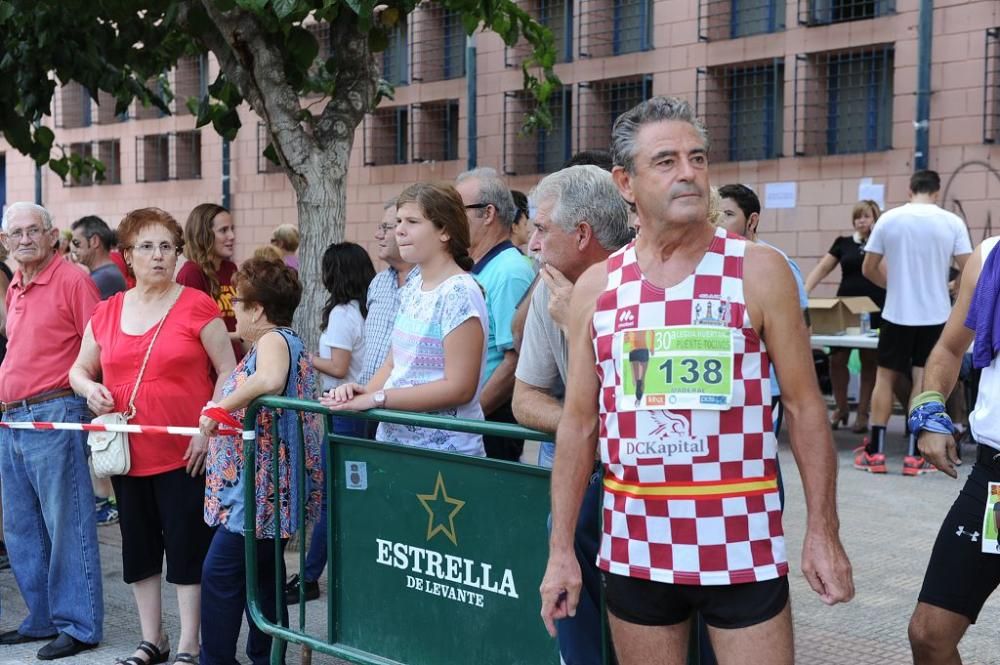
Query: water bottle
[[860, 311, 871, 335]]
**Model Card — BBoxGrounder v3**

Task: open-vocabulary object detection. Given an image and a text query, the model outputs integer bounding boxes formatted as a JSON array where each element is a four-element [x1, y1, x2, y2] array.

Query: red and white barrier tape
[[0, 421, 247, 438]]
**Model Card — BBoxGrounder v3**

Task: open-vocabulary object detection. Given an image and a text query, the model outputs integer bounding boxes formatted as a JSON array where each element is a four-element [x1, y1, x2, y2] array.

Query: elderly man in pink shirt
[[0, 202, 103, 660]]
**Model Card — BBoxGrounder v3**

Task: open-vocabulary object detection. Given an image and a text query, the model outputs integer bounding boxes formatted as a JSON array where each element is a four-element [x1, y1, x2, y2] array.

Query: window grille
[[96, 140, 121, 185], [411, 100, 461, 163], [503, 87, 572, 176], [135, 76, 168, 120], [135, 132, 201, 182], [698, 0, 785, 40], [578, 0, 652, 57], [381, 20, 409, 86], [575, 75, 652, 153], [506, 0, 572, 67], [797, 0, 893, 26], [984, 28, 1000, 143], [308, 21, 333, 62], [173, 54, 208, 115], [93, 90, 128, 124], [257, 122, 284, 174], [411, 6, 465, 82], [364, 106, 409, 166], [696, 60, 784, 162], [56, 83, 92, 129], [63, 142, 94, 187], [793, 46, 893, 156]]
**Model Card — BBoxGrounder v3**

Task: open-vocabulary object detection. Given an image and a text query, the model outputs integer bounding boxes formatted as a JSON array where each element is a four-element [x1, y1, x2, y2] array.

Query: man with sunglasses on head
[[456, 168, 536, 461]]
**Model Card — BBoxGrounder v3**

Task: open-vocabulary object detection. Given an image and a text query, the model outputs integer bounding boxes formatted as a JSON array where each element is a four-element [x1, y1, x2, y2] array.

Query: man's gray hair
[[611, 96, 710, 175], [531, 165, 633, 252], [2, 202, 53, 232], [456, 167, 518, 230]]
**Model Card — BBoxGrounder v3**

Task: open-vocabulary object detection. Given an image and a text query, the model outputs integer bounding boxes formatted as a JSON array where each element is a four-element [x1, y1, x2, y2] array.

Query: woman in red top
[[176, 203, 243, 358], [70, 208, 236, 665]]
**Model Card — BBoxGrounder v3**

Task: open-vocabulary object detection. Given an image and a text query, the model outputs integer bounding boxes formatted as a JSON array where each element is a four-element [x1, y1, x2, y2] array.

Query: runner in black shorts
[[877, 320, 945, 374], [907, 236, 1000, 663]]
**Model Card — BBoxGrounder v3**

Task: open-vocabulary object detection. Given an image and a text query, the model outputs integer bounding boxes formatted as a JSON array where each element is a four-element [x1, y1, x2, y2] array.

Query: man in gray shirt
[[70, 216, 126, 300], [512, 165, 632, 665], [70, 215, 127, 527]]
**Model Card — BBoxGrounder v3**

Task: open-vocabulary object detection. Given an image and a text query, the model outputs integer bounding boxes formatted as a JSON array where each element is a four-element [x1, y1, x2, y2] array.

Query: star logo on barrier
[[417, 472, 465, 546]]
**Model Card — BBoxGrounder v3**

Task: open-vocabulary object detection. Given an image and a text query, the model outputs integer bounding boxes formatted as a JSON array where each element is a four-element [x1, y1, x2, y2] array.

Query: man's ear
[[578, 222, 595, 251], [612, 166, 636, 208], [747, 212, 760, 237]]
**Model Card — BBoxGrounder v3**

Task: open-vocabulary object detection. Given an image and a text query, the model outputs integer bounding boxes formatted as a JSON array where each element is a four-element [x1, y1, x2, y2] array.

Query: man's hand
[[801, 525, 854, 606], [540, 265, 574, 332], [539, 549, 582, 637], [918, 431, 960, 479]]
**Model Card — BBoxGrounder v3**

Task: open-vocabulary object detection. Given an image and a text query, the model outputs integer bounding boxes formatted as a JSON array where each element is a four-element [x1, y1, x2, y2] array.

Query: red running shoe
[[903, 455, 938, 476], [853, 444, 887, 474]]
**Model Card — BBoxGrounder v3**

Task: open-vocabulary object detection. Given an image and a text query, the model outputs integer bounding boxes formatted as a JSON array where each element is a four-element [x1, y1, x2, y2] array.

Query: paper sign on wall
[[764, 182, 796, 209], [858, 183, 886, 210]]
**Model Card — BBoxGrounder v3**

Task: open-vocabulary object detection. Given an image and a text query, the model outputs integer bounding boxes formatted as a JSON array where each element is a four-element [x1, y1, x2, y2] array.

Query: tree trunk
[[292, 159, 349, 358]]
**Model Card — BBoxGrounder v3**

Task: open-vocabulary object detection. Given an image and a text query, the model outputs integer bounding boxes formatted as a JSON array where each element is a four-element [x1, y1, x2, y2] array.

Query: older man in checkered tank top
[[539, 97, 854, 665]]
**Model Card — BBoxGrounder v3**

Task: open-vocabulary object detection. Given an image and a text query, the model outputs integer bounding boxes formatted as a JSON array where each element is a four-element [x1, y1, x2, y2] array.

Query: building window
[[797, 0, 893, 26], [507, 0, 572, 67], [173, 54, 208, 116], [308, 21, 333, 62], [96, 140, 122, 185], [411, 6, 465, 82], [136, 75, 169, 120], [135, 132, 201, 182], [503, 88, 572, 176], [794, 46, 893, 156], [412, 100, 461, 163], [174, 131, 202, 180], [57, 83, 92, 129], [575, 75, 652, 153], [62, 142, 94, 187], [364, 106, 409, 166], [257, 123, 284, 174], [578, 0, 652, 57], [697, 60, 784, 162], [985, 28, 1000, 143], [699, 0, 785, 40], [94, 90, 128, 124], [381, 20, 409, 86]]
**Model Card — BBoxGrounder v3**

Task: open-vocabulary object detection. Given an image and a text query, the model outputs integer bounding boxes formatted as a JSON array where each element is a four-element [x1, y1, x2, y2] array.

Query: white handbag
[[88, 288, 180, 478]]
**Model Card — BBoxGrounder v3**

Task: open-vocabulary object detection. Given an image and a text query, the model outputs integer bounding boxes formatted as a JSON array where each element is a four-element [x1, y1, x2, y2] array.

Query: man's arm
[[745, 243, 854, 606], [480, 351, 517, 416], [539, 262, 605, 636], [918, 244, 983, 478], [512, 379, 562, 433], [861, 251, 886, 288]]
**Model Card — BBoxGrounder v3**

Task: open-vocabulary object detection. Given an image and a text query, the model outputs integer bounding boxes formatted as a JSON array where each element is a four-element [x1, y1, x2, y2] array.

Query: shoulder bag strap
[[124, 286, 183, 420]]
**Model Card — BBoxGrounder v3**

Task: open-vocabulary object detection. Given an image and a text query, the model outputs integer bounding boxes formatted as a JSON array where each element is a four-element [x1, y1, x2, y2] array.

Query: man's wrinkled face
[[528, 198, 579, 278], [2, 209, 57, 269]]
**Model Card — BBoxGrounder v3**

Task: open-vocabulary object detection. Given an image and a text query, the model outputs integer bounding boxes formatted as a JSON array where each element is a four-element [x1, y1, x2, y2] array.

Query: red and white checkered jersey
[[592, 227, 787, 586]]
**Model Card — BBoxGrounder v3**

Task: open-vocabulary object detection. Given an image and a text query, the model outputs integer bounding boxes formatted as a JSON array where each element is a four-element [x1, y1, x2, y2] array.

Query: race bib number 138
[[617, 326, 734, 411]]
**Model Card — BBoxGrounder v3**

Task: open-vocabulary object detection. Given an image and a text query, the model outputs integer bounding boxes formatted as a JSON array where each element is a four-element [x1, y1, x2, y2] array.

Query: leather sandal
[[116, 639, 170, 665], [173, 653, 199, 665]]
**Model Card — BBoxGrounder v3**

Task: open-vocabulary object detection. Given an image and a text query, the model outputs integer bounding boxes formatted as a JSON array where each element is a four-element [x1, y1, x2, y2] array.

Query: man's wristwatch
[[372, 390, 386, 408]]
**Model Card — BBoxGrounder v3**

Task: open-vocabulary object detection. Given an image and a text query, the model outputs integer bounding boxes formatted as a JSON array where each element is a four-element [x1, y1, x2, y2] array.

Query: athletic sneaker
[[903, 455, 939, 476], [95, 497, 119, 526], [853, 444, 887, 474]]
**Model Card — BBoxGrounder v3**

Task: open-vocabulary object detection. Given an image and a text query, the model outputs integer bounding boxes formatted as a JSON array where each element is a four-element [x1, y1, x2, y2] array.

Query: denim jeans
[[303, 416, 367, 582], [201, 528, 287, 665], [0, 395, 103, 643]]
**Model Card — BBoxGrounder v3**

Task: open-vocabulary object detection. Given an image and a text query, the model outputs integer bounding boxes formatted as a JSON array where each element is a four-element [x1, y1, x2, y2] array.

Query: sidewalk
[[0, 421, 995, 663]]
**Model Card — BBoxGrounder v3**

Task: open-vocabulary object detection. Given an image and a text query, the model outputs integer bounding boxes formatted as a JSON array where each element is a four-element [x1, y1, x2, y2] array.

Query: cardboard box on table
[[807, 297, 880, 335]]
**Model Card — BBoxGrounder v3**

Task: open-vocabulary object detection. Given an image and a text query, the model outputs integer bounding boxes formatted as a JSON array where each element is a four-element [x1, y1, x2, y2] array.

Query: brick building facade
[[1, 0, 998, 294]]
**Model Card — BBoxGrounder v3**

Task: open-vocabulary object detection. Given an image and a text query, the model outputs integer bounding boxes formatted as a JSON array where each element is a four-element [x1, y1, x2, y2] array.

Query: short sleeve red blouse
[[90, 287, 221, 476]]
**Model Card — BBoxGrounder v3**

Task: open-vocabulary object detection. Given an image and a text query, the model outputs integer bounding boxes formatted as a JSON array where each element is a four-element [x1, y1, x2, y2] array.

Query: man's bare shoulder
[[572, 260, 610, 303]]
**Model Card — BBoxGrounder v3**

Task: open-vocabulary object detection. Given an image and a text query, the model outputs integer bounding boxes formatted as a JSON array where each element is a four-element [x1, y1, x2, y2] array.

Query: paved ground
[[0, 419, 996, 664]]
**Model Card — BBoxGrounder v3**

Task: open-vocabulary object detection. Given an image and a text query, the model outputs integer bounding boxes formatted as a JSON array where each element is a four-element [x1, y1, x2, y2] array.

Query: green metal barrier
[[242, 396, 563, 665]]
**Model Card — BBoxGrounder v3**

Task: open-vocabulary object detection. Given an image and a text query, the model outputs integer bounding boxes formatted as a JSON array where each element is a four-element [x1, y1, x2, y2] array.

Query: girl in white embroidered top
[[321, 182, 489, 456]]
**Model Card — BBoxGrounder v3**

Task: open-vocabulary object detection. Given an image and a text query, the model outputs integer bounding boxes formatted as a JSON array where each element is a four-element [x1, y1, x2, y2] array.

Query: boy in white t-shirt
[[857, 170, 973, 476]]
